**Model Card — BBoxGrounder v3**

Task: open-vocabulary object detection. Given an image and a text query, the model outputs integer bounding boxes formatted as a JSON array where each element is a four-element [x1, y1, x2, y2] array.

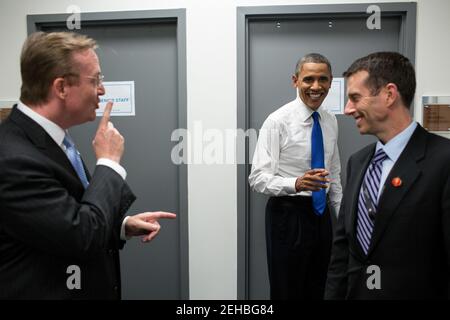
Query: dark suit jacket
[[0, 107, 136, 299], [325, 125, 450, 299]]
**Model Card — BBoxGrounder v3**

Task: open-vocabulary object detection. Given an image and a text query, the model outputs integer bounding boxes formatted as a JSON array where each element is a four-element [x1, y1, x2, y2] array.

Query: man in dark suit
[[0, 32, 176, 299], [325, 52, 450, 299]]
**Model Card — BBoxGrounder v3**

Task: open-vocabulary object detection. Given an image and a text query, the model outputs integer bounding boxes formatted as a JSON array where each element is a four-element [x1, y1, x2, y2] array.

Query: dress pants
[[265, 195, 332, 299]]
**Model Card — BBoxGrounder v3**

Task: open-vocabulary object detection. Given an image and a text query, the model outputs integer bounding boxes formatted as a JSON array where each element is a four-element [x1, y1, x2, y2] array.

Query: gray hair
[[294, 53, 332, 77]]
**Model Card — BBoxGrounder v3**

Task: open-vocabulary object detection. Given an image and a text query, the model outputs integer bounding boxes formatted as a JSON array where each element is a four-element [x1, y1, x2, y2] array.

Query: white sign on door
[[97, 81, 135, 116], [322, 78, 345, 115]]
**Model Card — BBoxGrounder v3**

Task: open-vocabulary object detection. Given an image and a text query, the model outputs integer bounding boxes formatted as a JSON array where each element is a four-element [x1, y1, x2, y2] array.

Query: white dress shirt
[[17, 101, 130, 240], [249, 98, 343, 216], [375, 121, 417, 202]]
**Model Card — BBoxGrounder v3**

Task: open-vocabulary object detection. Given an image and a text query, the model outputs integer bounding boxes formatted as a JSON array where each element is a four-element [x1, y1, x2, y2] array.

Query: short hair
[[20, 32, 97, 105], [294, 53, 332, 77], [343, 51, 416, 109]]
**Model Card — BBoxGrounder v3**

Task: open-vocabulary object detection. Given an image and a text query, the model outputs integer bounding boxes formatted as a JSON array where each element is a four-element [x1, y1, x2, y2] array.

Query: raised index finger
[[99, 101, 113, 130]]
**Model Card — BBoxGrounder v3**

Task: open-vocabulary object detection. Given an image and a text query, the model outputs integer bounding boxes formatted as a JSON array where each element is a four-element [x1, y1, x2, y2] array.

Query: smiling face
[[344, 70, 389, 136], [293, 62, 332, 110]]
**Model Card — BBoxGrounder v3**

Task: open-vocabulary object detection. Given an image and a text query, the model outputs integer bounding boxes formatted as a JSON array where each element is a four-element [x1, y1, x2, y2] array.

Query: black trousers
[[265, 196, 332, 300]]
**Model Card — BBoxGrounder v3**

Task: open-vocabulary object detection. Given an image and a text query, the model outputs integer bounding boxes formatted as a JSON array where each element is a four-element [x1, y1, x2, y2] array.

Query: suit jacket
[[0, 107, 136, 299], [325, 125, 450, 299]]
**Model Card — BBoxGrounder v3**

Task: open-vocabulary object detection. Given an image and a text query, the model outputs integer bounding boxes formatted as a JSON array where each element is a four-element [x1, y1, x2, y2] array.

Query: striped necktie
[[356, 148, 388, 255], [311, 111, 326, 215], [63, 134, 89, 189]]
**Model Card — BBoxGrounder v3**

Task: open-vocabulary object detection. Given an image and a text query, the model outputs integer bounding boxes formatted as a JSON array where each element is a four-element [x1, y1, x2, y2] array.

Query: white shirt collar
[[17, 101, 66, 147], [375, 121, 418, 162], [295, 96, 324, 123]]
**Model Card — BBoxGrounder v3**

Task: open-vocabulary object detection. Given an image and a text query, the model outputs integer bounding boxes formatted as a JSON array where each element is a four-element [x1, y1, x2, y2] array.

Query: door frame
[[27, 9, 189, 299], [236, 2, 416, 299]]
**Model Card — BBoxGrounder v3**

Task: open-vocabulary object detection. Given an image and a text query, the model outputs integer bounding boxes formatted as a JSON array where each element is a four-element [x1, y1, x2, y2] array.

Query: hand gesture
[[295, 169, 330, 192], [92, 101, 124, 163], [125, 211, 177, 243]]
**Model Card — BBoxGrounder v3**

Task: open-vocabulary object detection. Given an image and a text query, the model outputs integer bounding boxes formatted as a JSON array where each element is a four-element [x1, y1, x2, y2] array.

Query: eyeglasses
[[84, 73, 105, 87]]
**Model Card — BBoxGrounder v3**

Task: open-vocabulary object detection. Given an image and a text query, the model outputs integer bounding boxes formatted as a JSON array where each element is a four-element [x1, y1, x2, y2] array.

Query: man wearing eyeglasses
[[0, 32, 176, 299]]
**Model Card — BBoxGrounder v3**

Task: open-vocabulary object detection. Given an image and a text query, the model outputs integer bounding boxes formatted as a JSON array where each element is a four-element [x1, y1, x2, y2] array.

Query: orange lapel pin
[[391, 177, 402, 187]]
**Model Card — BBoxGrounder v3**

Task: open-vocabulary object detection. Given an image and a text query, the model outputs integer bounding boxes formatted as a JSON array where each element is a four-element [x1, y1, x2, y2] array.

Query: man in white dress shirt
[[249, 53, 342, 299]]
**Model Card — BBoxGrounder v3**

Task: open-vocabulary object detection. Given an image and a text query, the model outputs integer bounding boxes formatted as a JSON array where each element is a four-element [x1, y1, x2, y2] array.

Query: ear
[[292, 75, 298, 88], [385, 83, 399, 107], [52, 77, 67, 100]]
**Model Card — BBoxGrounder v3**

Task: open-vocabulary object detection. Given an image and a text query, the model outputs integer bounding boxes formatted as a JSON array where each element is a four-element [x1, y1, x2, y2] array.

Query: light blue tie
[[311, 112, 326, 215], [63, 134, 89, 189], [356, 149, 388, 255]]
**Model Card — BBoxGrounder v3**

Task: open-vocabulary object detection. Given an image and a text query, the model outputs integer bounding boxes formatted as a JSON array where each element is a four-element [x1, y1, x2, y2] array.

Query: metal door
[[29, 11, 188, 300], [238, 4, 416, 299]]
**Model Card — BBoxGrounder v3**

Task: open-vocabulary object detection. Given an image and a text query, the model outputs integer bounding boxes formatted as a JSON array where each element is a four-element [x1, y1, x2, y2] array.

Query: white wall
[[415, 0, 450, 139], [0, 0, 449, 299]]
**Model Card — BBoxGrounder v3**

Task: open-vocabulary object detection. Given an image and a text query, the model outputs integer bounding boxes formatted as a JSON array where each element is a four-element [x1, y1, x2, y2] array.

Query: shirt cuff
[[97, 158, 127, 180], [285, 177, 298, 194], [120, 216, 131, 241]]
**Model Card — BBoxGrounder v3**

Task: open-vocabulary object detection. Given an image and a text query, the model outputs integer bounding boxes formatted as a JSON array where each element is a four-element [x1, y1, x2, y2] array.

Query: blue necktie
[[63, 134, 89, 189], [356, 149, 388, 255], [311, 112, 326, 215]]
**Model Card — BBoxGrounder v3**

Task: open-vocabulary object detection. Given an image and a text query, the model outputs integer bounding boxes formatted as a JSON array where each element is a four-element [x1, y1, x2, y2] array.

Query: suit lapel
[[347, 144, 376, 259], [9, 106, 86, 186], [367, 126, 426, 256], [83, 159, 92, 182]]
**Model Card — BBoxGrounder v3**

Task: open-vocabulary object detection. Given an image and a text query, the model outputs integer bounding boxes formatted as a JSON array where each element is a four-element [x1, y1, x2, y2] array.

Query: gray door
[[32, 13, 187, 299], [244, 13, 411, 299]]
